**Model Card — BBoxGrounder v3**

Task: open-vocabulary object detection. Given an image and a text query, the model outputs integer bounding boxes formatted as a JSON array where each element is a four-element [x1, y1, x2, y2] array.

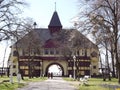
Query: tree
[[56, 29, 96, 79], [15, 20, 42, 78], [0, 0, 27, 41], [0, 0, 27, 78], [78, 0, 120, 83]]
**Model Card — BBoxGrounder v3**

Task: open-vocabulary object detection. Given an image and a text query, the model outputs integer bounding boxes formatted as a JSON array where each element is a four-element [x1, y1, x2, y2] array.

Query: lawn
[[0, 76, 47, 90], [63, 77, 120, 90]]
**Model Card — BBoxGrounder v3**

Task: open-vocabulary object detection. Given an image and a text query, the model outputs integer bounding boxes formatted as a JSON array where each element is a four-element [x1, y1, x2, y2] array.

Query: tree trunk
[[99, 52, 103, 77], [118, 64, 120, 83], [105, 40, 111, 81], [114, 19, 119, 84], [15, 37, 24, 80], [111, 50, 116, 77]]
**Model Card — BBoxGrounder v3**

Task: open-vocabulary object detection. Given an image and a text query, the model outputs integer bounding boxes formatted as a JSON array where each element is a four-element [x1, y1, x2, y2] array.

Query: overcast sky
[[0, 0, 79, 67], [23, 0, 78, 28]]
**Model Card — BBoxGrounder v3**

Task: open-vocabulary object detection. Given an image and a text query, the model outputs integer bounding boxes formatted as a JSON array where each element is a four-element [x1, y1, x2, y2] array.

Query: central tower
[[48, 11, 62, 34]]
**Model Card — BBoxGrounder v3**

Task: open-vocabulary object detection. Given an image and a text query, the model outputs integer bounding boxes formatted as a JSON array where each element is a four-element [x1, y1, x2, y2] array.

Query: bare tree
[[0, 0, 28, 78], [0, 0, 27, 41], [56, 29, 95, 79], [15, 21, 42, 78], [77, 0, 120, 83]]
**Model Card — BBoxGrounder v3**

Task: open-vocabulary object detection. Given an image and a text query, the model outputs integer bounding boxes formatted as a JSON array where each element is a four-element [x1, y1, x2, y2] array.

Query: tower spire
[[55, 2, 56, 11]]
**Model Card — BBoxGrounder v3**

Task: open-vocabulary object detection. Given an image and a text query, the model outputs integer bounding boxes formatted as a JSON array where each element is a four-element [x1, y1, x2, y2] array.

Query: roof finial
[[55, 2, 56, 11]]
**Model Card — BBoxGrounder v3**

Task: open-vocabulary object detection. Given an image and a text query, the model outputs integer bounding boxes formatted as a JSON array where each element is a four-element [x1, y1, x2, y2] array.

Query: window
[[13, 50, 18, 56], [20, 66, 24, 69], [50, 49, 54, 54], [77, 50, 79, 56], [25, 70, 28, 75], [30, 49, 35, 54], [68, 62, 73, 67], [36, 49, 41, 55], [85, 49, 87, 56], [22, 50, 25, 56], [24, 50, 29, 55], [44, 48, 55, 55], [82, 49, 85, 56], [93, 66, 96, 69], [13, 65, 16, 68], [56, 50, 59, 54], [44, 49, 49, 54]]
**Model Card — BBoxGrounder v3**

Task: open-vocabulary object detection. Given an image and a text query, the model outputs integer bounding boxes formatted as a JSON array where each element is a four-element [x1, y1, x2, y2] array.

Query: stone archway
[[45, 63, 64, 77]]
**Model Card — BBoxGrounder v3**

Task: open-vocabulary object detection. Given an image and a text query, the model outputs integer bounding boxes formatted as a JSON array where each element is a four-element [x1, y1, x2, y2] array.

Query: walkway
[[17, 77, 77, 90]]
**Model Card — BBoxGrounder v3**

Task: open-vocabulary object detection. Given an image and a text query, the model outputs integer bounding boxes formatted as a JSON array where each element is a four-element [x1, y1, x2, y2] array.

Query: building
[[8, 10, 99, 77]]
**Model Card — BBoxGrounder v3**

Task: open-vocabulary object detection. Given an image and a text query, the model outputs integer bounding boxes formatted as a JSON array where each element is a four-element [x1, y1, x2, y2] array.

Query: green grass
[[0, 82, 25, 90], [79, 85, 113, 90], [63, 77, 74, 81], [0, 76, 47, 90], [23, 77, 47, 82], [63, 77, 120, 90], [78, 78, 112, 90]]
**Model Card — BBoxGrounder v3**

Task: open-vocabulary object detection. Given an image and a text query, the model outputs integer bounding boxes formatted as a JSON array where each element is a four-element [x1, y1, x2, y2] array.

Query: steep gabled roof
[[13, 28, 97, 50], [48, 11, 62, 27]]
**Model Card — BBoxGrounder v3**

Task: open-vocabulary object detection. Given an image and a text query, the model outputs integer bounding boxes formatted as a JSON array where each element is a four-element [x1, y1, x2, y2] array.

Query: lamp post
[[90, 64, 92, 78], [40, 61, 43, 77], [73, 56, 76, 80]]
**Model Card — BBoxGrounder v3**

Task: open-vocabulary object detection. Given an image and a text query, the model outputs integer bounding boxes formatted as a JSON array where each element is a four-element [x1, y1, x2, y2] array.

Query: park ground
[[0, 76, 120, 90]]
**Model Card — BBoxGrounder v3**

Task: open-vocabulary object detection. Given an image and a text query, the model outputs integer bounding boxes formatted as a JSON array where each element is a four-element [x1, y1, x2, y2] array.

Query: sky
[[0, 0, 79, 67], [23, 0, 78, 28]]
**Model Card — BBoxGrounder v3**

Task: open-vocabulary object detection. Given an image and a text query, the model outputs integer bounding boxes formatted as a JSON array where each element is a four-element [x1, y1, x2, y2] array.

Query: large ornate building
[[9, 10, 99, 77]]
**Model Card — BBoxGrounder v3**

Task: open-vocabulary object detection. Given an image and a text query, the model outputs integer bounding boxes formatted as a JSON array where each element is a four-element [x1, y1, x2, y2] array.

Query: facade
[[8, 11, 99, 77]]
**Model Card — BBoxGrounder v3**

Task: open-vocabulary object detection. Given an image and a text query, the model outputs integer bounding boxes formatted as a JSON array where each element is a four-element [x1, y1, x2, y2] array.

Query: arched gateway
[[9, 10, 99, 78], [45, 62, 64, 76]]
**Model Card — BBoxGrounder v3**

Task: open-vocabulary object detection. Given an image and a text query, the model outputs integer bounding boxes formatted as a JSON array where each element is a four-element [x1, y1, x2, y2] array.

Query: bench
[[79, 75, 90, 86]]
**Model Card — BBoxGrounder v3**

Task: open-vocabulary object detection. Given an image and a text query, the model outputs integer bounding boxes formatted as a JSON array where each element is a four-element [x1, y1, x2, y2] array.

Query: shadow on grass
[[18, 83, 25, 88], [3, 83, 9, 88]]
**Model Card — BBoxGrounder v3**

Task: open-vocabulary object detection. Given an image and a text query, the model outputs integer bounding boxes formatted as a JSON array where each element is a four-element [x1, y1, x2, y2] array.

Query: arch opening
[[45, 63, 64, 77]]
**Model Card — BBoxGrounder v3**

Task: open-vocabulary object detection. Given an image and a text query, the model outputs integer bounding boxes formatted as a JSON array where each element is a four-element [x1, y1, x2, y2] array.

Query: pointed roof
[[48, 11, 62, 27]]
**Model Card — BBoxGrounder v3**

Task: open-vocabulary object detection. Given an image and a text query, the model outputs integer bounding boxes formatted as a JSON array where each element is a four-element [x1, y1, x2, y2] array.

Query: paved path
[[17, 77, 77, 90]]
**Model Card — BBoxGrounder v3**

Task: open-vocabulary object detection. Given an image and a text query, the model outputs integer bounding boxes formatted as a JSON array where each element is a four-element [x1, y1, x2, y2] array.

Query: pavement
[[17, 77, 77, 90], [101, 84, 120, 90]]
